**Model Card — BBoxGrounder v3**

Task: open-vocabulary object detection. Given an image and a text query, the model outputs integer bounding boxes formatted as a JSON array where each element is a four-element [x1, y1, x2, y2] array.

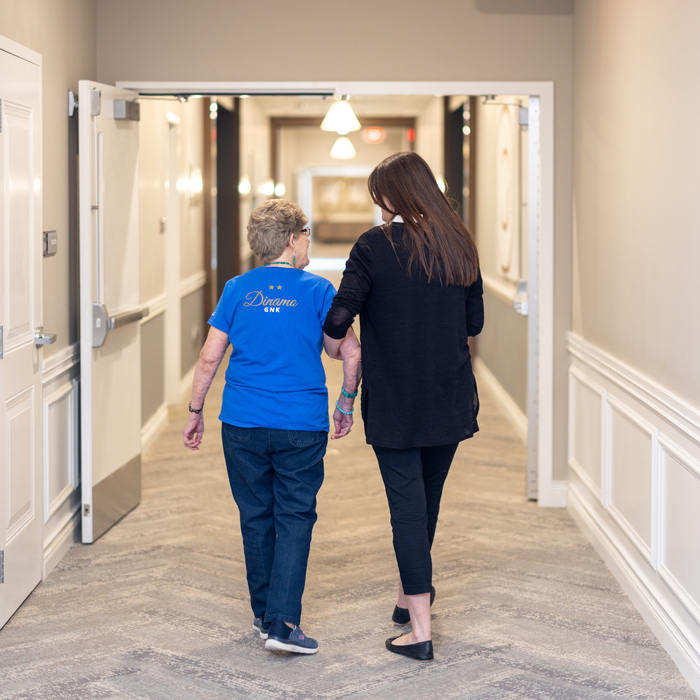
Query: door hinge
[[0, 550, 4, 583], [90, 89, 101, 116], [0, 325, 3, 359], [84, 504, 91, 517], [519, 106, 529, 127]]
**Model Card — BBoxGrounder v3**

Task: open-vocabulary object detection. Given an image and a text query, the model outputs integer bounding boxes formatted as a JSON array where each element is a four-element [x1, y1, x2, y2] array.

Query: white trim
[[180, 270, 207, 299], [42, 343, 79, 384], [141, 403, 169, 452], [473, 357, 527, 444], [0, 35, 41, 66], [569, 483, 700, 697], [605, 394, 656, 564], [43, 510, 79, 579], [568, 332, 700, 446], [179, 363, 197, 403], [141, 292, 168, 323], [657, 433, 700, 627], [481, 273, 518, 307], [42, 381, 78, 522], [119, 80, 556, 507], [547, 481, 568, 507], [567, 365, 604, 502]]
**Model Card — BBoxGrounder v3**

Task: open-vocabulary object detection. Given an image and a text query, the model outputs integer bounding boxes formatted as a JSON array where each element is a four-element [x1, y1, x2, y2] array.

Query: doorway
[[119, 80, 558, 507]]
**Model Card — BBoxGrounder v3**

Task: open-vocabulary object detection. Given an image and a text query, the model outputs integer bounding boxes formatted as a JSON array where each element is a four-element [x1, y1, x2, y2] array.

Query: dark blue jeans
[[221, 423, 327, 626]]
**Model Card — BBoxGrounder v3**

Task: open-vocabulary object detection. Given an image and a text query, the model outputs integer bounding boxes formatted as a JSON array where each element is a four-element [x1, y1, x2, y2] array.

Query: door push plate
[[93, 303, 108, 347]]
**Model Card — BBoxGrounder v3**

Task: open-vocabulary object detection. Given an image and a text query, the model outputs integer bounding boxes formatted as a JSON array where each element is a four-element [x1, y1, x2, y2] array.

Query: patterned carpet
[[0, 358, 695, 699]]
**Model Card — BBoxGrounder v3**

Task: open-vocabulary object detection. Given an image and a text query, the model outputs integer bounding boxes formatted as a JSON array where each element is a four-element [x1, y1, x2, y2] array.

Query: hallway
[[0, 358, 693, 699]]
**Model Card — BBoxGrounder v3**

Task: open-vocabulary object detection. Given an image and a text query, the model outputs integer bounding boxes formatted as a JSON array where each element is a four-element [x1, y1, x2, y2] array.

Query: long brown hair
[[368, 152, 479, 286]]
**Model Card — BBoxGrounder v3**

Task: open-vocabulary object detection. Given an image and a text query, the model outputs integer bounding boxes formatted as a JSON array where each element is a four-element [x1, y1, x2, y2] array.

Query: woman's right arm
[[322, 237, 373, 341], [183, 326, 230, 450], [466, 269, 485, 337]]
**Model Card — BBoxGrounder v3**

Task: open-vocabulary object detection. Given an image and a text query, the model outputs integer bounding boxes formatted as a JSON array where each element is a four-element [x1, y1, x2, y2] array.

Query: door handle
[[92, 303, 148, 347], [34, 327, 57, 346], [513, 280, 529, 316]]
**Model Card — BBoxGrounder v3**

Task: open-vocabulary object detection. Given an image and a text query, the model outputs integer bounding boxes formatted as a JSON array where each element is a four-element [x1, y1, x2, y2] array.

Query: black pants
[[373, 443, 459, 595]]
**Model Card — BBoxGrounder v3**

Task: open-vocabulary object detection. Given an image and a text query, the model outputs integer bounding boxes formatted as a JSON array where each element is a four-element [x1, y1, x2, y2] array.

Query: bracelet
[[188, 402, 203, 414], [335, 401, 354, 415], [341, 387, 358, 399]]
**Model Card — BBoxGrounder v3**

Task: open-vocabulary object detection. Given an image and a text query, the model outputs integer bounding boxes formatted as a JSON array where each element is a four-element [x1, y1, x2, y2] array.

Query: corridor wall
[[94, 0, 575, 484], [0, 0, 97, 574], [473, 96, 530, 440], [569, 1, 700, 693]]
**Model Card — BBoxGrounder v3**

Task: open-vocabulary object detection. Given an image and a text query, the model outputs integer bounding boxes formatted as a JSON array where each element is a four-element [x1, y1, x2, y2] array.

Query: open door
[[78, 81, 144, 543], [0, 39, 44, 628]]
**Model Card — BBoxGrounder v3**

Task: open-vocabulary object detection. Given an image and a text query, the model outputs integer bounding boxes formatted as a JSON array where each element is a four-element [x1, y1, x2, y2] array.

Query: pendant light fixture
[[321, 95, 361, 135], [330, 136, 357, 159]]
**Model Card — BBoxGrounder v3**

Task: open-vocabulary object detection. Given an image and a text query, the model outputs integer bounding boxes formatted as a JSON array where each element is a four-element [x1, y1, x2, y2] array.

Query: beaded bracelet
[[341, 387, 358, 399], [335, 401, 354, 415]]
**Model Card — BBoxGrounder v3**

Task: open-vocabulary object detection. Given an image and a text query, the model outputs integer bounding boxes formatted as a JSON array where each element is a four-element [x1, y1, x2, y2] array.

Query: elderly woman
[[323, 152, 483, 661], [183, 199, 360, 655]]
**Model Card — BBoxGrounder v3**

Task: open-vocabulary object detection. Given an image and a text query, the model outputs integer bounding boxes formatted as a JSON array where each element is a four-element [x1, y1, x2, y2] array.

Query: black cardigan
[[323, 223, 484, 449]]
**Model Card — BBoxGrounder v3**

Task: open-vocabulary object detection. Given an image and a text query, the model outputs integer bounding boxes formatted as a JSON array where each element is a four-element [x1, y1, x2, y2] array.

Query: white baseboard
[[540, 479, 568, 508], [141, 403, 169, 452], [473, 356, 528, 444], [43, 510, 80, 579], [569, 483, 700, 696]]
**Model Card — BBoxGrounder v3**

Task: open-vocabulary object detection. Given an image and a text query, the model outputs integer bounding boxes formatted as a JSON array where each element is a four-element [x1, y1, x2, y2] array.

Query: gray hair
[[247, 199, 307, 264]]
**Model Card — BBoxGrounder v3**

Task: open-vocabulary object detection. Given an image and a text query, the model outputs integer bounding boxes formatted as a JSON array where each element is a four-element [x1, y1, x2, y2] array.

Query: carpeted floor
[[0, 357, 695, 699]]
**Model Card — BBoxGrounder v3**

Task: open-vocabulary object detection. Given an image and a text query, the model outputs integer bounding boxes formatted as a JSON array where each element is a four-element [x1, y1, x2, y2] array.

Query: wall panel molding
[[42, 343, 79, 384], [141, 292, 167, 323], [568, 334, 700, 695], [180, 270, 207, 299], [568, 332, 700, 446]]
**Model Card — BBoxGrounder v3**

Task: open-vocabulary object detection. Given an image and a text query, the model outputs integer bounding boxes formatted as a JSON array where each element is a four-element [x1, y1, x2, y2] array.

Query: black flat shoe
[[392, 585, 436, 625], [385, 636, 434, 661]]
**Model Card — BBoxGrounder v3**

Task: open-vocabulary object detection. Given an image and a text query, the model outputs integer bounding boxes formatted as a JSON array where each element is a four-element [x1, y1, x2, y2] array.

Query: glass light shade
[[321, 99, 361, 135], [330, 136, 357, 159]]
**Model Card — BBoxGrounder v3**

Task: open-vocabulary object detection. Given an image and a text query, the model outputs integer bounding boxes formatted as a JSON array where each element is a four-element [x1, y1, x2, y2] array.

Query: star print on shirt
[[269, 285, 274, 290], [277, 285, 282, 289]]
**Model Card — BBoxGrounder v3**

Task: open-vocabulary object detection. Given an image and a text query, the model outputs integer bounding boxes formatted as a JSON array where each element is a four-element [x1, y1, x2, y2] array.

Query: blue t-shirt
[[209, 267, 336, 431]]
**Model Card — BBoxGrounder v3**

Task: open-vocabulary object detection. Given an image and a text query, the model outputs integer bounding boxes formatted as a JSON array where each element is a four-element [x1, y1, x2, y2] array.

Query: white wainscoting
[[41, 345, 81, 578], [568, 332, 700, 695]]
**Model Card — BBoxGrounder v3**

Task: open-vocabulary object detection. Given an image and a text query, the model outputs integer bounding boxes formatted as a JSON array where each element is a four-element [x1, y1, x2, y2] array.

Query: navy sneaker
[[252, 617, 271, 639], [265, 620, 319, 655]]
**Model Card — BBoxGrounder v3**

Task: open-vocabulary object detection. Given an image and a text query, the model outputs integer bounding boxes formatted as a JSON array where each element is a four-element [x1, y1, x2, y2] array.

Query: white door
[[0, 39, 43, 627], [79, 81, 144, 543]]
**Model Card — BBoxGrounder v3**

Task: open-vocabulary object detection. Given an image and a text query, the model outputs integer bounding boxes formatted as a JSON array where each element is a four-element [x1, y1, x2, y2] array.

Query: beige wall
[[95, 0, 574, 480], [1, 0, 97, 358], [415, 97, 444, 180], [474, 95, 529, 415], [572, 0, 700, 406], [239, 97, 271, 262]]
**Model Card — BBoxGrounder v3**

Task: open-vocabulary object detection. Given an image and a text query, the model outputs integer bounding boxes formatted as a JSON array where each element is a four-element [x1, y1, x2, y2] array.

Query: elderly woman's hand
[[183, 412, 205, 450], [331, 395, 354, 439]]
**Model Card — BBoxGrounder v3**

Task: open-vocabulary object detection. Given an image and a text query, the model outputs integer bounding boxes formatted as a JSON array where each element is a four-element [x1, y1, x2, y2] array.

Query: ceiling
[[250, 94, 437, 118]]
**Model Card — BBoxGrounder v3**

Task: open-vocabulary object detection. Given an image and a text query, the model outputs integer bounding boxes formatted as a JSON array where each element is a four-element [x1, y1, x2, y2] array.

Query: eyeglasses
[[300, 227, 311, 238]]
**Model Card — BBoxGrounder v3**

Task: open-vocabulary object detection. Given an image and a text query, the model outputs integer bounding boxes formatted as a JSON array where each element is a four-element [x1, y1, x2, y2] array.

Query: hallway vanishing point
[[0, 357, 694, 699]]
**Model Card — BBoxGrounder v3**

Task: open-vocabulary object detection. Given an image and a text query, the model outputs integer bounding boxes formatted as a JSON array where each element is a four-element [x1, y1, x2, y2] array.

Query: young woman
[[323, 152, 483, 661]]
